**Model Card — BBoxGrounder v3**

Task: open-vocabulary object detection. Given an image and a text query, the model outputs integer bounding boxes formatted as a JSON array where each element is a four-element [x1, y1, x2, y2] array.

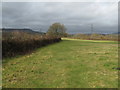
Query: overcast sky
[[2, 2, 118, 34]]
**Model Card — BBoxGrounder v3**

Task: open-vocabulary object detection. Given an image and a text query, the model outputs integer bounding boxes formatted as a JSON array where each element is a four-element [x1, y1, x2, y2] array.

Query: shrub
[[2, 31, 61, 58], [69, 33, 118, 41]]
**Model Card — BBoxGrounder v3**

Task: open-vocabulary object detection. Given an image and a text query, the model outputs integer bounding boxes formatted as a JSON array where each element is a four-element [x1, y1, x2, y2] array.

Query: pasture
[[2, 38, 118, 88]]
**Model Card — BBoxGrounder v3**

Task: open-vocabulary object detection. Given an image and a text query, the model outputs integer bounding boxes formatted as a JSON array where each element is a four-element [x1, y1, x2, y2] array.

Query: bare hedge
[[2, 31, 61, 58]]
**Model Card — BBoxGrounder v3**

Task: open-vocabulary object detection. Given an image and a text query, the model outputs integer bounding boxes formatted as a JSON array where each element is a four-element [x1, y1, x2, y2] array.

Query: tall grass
[[2, 31, 61, 58]]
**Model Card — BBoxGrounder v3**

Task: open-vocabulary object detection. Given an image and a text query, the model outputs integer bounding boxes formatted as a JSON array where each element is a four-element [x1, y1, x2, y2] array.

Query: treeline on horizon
[[66, 33, 119, 41], [2, 22, 119, 58]]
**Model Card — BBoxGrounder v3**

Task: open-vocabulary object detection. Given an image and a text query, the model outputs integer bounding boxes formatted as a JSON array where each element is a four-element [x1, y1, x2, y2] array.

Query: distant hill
[[2, 28, 46, 35]]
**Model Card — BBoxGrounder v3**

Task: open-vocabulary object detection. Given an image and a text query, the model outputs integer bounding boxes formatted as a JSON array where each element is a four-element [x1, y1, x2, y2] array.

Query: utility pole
[[40, 28, 42, 32], [91, 24, 93, 34], [90, 24, 94, 40]]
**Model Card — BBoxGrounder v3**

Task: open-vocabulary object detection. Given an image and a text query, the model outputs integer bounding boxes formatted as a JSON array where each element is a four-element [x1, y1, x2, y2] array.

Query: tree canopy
[[47, 23, 67, 37]]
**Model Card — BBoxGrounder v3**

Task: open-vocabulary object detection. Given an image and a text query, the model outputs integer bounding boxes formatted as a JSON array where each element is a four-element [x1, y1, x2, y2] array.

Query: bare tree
[[47, 23, 67, 37]]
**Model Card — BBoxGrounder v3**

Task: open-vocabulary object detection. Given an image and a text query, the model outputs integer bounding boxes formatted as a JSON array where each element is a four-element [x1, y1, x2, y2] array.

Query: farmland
[[2, 38, 118, 88]]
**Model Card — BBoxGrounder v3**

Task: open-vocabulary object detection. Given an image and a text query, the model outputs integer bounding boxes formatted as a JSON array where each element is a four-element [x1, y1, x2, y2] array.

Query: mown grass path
[[3, 38, 118, 88]]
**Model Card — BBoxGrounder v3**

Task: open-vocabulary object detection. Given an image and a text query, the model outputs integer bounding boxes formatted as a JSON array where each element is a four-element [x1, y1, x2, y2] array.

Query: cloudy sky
[[2, 2, 118, 34]]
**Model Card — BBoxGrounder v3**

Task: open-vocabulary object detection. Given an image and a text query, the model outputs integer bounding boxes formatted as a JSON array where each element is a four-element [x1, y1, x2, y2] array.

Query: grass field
[[2, 38, 118, 88]]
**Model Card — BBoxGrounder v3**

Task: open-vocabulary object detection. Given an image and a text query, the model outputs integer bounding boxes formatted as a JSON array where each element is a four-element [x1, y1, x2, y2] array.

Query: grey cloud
[[2, 2, 118, 34]]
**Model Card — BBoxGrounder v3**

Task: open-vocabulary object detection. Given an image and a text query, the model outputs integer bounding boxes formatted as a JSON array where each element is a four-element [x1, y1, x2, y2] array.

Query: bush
[[69, 33, 119, 41], [2, 31, 61, 58]]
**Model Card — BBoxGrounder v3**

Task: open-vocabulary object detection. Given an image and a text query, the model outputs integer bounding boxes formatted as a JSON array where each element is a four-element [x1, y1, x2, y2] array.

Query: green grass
[[2, 38, 118, 88]]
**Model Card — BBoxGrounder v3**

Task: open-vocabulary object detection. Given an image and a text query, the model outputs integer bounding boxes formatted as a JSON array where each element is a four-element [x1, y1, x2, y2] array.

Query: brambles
[[2, 31, 61, 58]]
